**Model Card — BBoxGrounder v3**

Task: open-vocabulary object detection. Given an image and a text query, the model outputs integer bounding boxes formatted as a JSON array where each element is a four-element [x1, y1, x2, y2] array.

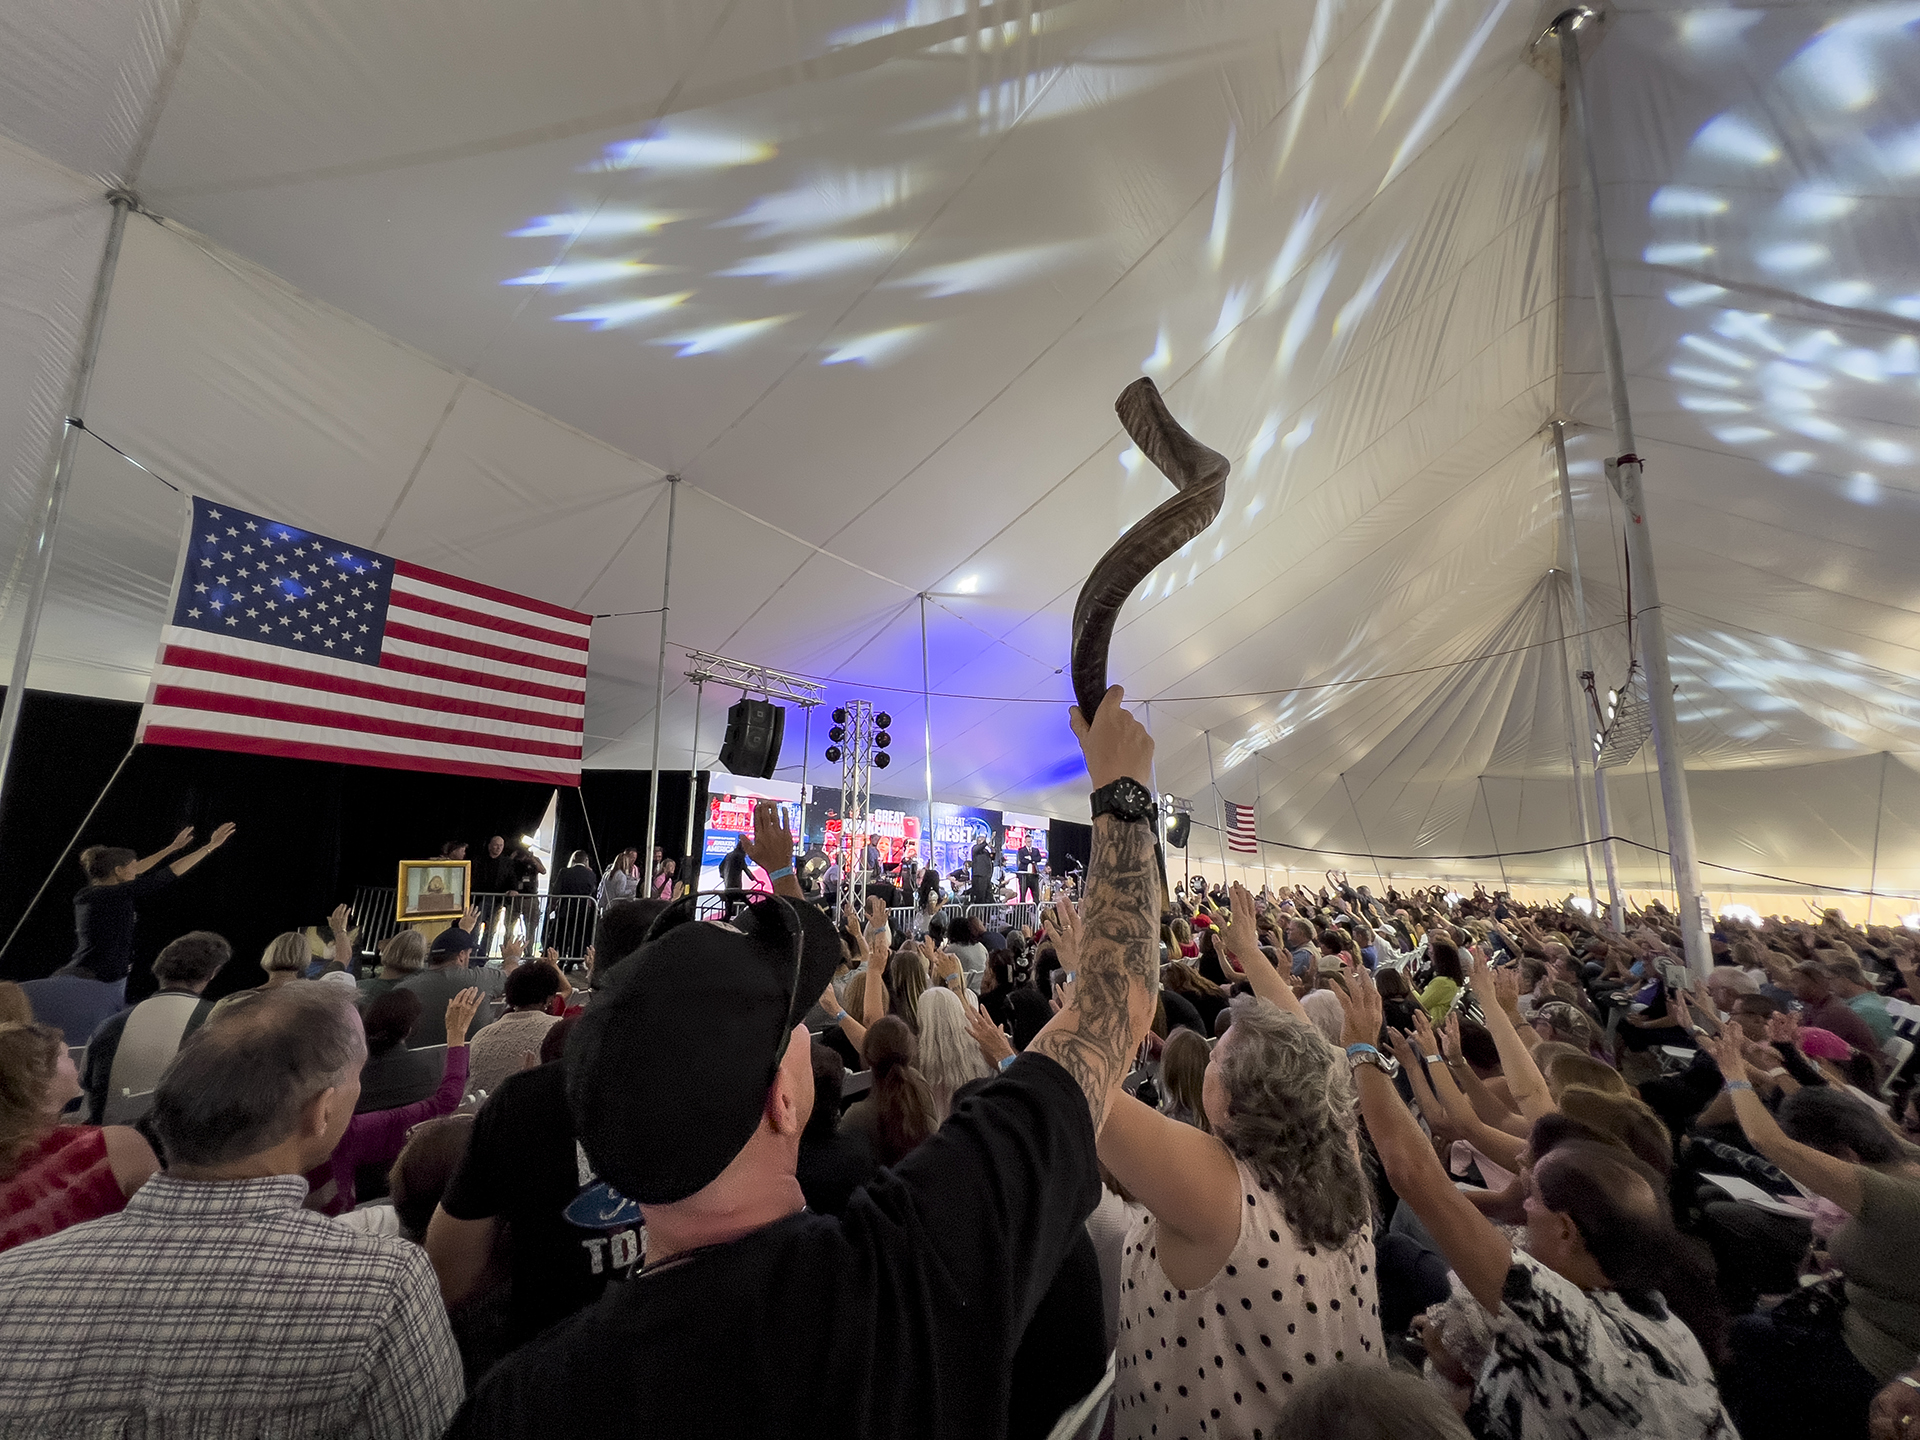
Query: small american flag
[[137, 497, 590, 786], [1225, 801, 1258, 854]]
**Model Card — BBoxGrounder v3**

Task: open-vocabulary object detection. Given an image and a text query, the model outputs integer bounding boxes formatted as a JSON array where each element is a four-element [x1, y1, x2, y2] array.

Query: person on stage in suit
[[968, 838, 996, 905], [1014, 841, 1043, 904]]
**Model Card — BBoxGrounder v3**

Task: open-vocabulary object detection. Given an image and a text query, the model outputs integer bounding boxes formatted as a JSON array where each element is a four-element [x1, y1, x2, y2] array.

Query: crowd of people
[[5, 692, 1920, 1437]]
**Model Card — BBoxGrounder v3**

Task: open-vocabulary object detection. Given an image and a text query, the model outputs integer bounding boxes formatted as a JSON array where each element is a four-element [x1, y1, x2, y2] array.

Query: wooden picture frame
[[398, 859, 470, 923]]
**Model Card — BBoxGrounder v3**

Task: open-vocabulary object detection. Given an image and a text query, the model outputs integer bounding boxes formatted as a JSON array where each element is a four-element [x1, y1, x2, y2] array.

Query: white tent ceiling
[[2, 0, 1919, 901]]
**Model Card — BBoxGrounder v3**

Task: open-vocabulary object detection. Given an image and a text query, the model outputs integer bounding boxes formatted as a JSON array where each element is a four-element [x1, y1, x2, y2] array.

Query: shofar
[[1070, 376, 1230, 721]]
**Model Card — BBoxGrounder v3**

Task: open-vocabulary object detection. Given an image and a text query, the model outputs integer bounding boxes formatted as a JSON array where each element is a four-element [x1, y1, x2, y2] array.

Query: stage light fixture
[[832, 707, 848, 724], [874, 752, 891, 768], [874, 730, 892, 747], [875, 712, 892, 728], [829, 725, 846, 743], [825, 745, 842, 763]]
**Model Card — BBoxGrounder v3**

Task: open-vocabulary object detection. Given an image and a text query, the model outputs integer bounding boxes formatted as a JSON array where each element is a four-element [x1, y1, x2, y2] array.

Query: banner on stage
[[699, 778, 808, 894], [137, 496, 591, 786]]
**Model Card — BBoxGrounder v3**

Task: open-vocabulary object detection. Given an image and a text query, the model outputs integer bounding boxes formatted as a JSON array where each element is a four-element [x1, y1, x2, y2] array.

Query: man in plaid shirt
[[0, 983, 462, 1438]]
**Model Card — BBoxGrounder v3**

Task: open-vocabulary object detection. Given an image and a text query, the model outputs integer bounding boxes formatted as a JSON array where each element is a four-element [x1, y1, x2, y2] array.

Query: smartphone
[[1051, 969, 1067, 991]]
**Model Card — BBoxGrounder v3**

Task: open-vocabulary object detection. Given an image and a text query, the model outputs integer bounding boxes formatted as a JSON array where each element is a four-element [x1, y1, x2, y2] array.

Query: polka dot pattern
[[1112, 1161, 1384, 1440]]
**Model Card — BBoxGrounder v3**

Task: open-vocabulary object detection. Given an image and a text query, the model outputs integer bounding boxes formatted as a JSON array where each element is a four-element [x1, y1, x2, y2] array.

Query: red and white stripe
[[138, 560, 590, 786], [1225, 801, 1259, 854]]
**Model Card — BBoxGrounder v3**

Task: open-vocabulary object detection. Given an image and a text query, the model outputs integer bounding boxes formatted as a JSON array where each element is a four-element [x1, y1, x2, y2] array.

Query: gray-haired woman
[[1101, 986, 1384, 1440]]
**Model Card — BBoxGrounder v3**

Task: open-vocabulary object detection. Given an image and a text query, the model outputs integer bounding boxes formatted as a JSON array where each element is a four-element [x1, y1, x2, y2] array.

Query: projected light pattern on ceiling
[[493, 0, 1516, 395], [1669, 630, 1920, 753], [1651, 3, 1920, 499]]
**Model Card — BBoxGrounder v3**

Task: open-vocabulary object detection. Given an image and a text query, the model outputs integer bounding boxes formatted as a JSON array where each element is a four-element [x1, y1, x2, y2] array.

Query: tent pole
[[1205, 730, 1228, 886], [921, 594, 934, 879], [1254, 752, 1269, 895], [1550, 578, 1598, 914], [1868, 751, 1889, 926], [0, 193, 134, 817], [1556, 13, 1710, 974], [1553, 420, 1623, 932], [643, 475, 678, 875], [683, 678, 704, 870]]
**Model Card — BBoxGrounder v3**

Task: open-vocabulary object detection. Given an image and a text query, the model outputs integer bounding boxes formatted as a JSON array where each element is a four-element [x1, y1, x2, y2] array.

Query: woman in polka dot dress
[[1102, 973, 1383, 1440]]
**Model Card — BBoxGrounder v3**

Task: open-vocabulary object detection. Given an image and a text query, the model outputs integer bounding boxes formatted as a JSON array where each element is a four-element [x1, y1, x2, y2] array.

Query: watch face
[[1095, 777, 1155, 823]]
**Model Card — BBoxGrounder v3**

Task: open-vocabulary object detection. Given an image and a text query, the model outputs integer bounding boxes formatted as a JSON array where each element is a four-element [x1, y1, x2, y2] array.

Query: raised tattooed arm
[[1029, 686, 1160, 1133]]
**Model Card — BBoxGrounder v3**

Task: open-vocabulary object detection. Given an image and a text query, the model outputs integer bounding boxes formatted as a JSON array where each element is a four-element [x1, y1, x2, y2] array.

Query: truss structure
[[838, 700, 877, 914]]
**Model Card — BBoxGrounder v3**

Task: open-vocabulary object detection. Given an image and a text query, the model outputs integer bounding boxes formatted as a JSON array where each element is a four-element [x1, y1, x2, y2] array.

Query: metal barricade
[[346, 886, 596, 961]]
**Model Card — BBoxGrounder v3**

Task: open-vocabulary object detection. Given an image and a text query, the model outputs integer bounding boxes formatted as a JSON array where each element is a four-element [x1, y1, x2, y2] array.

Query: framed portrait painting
[[398, 859, 470, 922]]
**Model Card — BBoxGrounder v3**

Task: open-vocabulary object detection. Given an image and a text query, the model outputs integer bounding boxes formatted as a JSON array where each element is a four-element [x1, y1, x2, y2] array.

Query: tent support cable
[[0, 193, 134, 818]]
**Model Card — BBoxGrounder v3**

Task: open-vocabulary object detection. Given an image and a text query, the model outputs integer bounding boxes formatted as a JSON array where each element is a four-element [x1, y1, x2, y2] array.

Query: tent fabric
[[1, 0, 1917, 902]]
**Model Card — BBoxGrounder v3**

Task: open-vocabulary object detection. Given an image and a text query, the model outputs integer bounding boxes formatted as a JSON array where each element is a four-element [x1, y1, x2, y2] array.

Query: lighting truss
[[682, 650, 825, 707], [1586, 663, 1653, 770], [838, 700, 878, 914]]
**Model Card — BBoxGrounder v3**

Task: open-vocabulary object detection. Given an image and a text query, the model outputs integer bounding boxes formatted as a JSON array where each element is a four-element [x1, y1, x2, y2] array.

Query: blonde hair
[[380, 929, 429, 975], [260, 932, 309, 975], [0, 1022, 63, 1173], [1546, 1052, 1629, 1100], [915, 987, 993, 1119], [887, 946, 929, 1033]]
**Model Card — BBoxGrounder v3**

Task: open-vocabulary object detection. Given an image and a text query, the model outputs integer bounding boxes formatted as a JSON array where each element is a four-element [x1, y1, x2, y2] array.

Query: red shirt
[[0, 1126, 126, 1254]]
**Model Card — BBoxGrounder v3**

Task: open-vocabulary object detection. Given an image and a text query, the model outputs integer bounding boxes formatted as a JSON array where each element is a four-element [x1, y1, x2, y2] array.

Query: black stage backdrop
[[551, 769, 708, 892], [0, 688, 704, 1001], [1048, 818, 1092, 880]]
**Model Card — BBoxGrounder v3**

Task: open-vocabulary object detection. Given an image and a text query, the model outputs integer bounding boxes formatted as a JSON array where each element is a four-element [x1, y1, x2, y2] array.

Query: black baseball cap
[[428, 925, 475, 958], [566, 894, 841, 1206]]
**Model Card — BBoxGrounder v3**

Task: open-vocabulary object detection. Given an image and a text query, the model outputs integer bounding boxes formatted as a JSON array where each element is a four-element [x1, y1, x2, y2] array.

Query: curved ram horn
[[1070, 377, 1231, 720]]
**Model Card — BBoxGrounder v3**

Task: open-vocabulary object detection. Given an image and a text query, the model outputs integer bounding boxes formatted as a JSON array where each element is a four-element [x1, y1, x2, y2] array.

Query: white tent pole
[[1254, 752, 1269, 893], [1550, 578, 1598, 913], [1553, 420, 1623, 931], [682, 678, 704, 866], [920, 594, 934, 876], [1556, 12, 1711, 974], [1868, 751, 1889, 926], [643, 475, 678, 873], [0, 193, 134, 816], [1205, 729, 1228, 885]]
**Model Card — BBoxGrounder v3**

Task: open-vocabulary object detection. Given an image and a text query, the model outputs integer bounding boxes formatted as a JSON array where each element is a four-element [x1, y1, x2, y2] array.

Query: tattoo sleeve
[[1031, 815, 1160, 1131]]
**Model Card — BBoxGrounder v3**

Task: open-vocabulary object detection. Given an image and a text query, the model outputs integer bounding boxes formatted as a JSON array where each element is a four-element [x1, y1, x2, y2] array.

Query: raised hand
[[1384, 1025, 1420, 1069], [1766, 1011, 1800, 1047], [328, 902, 352, 936], [967, 1003, 1015, 1066], [206, 821, 237, 850], [746, 800, 793, 875], [445, 987, 484, 1046], [1442, 1011, 1462, 1060], [1699, 1025, 1747, 1084], [1040, 895, 1082, 972], [1411, 1008, 1440, 1057], [1219, 882, 1260, 964], [460, 905, 481, 933], [1330, 963, 1384, 1049], [169, 826, 196, 853], [502, 934, 526, 964]]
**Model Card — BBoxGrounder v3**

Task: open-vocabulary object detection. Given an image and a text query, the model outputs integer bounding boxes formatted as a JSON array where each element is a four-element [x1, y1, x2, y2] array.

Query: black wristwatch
[[1090, 777, 1157, 826]]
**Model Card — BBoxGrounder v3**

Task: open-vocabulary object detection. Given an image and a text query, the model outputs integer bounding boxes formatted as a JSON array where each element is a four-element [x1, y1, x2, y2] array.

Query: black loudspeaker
[[718, 699, 785, 779], [1163, 812, 1191, 849]]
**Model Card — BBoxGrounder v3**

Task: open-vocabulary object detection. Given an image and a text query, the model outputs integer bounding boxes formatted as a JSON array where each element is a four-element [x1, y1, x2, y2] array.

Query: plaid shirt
[[0, 1173, 463, 1438]]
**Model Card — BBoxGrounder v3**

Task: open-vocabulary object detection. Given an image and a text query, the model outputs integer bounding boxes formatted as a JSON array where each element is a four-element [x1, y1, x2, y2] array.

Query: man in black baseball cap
[[450, 687, 1165, 1440]]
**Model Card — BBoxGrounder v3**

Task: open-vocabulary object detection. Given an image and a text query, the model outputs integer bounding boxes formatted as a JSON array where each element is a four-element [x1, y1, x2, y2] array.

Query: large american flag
[[1224, 800, 1259, 854], [137, 497, 590, 786]]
